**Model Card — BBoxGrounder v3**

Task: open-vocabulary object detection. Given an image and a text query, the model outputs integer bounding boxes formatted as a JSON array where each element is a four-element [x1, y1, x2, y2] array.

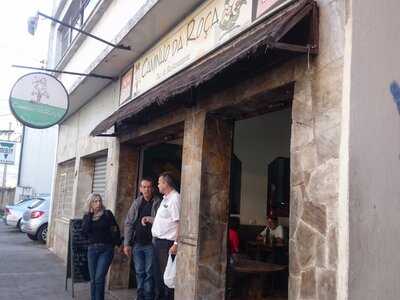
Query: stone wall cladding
[[289, 2, 344, 299], [174, 18, 345, 299], [289, 65, 343, 299], [175, 109, 206, 299]]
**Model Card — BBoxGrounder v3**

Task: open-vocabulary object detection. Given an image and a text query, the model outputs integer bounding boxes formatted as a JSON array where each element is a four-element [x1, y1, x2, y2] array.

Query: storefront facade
[[47, 0, 379, 299]]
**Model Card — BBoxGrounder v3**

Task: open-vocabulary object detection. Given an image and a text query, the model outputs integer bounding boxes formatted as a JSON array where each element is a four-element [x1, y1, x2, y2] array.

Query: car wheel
[[37, 224, 48, 244], [17, 219, 23, 232], [27, 233, 38, 241]]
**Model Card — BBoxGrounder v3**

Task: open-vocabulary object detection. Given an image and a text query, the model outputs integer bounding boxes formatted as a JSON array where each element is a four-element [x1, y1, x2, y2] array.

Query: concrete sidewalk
[[0, 222, 135, 300]]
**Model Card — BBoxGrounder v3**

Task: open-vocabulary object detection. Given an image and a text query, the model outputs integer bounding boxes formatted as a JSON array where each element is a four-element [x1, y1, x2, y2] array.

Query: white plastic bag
[[163, 254, 176, 289]]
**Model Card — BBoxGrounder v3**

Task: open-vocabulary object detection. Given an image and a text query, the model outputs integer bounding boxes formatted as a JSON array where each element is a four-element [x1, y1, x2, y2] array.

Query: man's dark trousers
[[153, 238, 174, 300], [133, 243, 154, 300]]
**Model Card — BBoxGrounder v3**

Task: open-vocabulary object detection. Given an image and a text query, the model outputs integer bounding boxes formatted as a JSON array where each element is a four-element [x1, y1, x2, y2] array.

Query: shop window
[[55, 160, 75, 218]]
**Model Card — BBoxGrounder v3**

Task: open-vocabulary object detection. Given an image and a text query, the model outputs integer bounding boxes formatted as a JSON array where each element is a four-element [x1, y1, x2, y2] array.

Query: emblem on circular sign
[[9, 72, 69, 129]]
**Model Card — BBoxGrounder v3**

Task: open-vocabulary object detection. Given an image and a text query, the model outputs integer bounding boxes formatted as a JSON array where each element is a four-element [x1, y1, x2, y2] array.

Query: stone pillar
[[176, 110, 207, 299], [176, 110, 233, 300], [108, 142, 140, 289], [289, 64, 341, 300], [197, 115, 233, 300]]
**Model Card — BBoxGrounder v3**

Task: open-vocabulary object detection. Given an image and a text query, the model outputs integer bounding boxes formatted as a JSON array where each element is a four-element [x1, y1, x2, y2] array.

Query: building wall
[[48, 81, 120, 260], [234, 109, 291, 225], [175, 0, 347, 295], [47, 0, 350, 298], [346, 0, 400, 299], [174, 54, 346, 299], [56, 82, 118, 164], [19, 126, 58, 196]]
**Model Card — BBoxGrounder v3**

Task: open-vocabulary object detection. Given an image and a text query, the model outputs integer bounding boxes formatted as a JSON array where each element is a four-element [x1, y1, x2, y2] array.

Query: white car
[[20, 197, 50, 243], [3, 198, 37, 231]]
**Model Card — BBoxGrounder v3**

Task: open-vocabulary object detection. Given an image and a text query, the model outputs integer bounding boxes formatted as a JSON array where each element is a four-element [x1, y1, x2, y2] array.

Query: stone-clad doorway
[[176, 72, 339, 300], [111, 74, 340, 300], [176, 83, 294, 299], [108, 125, 185, 290]]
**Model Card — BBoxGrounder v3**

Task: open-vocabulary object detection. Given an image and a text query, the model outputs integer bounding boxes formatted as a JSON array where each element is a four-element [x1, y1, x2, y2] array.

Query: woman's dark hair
[[159, 172, 177, 190]]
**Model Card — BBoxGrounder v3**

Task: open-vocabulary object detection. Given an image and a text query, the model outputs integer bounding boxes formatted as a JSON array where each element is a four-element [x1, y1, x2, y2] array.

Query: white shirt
[[260, 225, 284, 244], [151, 190, 180, 241]]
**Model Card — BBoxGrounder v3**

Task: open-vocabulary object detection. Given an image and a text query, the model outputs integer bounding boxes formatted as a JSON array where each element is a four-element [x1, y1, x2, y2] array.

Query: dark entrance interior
[[129, 140, 183, 288], [141, 142, 183, 191]]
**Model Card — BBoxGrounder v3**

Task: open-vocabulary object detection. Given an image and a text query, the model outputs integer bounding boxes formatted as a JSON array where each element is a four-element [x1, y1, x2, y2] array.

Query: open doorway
[[227, 108, 291, 300], [128, 139, 183, 289], [141, 141, 183, 191]]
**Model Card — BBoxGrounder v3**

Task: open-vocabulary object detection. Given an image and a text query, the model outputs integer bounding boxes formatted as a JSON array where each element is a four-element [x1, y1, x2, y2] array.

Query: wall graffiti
[[389, 81, 400, 114]]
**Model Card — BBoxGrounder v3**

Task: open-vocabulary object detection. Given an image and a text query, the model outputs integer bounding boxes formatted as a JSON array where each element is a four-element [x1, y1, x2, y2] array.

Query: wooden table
[[246, 241, 273, 260], [233, 258, 287, 300]]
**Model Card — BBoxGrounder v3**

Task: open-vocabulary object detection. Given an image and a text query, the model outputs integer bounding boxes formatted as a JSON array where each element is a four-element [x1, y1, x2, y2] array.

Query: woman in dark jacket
[[82, 193, 121, 300]]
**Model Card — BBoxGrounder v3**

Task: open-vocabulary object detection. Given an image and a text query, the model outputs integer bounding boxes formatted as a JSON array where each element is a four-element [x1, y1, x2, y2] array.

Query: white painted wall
[[347, 0, 400, 299], [234, 109, 291, 225], [19, 126, 58, 196], [57, 80, 119, 163], [51, 0, 148, 91]]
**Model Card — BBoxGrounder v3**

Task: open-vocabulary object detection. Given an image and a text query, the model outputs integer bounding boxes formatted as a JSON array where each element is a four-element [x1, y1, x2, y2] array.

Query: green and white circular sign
[[9, 72, 69, 129]]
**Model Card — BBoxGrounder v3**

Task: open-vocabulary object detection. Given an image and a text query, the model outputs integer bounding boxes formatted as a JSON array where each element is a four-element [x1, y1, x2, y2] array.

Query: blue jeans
[[87, 244, 114, 300], [133, 243, 154, 300]]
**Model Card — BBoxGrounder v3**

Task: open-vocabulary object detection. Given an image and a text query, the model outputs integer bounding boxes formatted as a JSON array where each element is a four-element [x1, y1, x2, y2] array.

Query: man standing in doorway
[[149, 172, 180, 300], [123, 178, 161, 300]]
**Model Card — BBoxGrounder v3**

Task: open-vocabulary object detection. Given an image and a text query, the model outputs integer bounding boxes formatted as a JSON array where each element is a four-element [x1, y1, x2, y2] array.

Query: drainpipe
[[17, 125, 25, 186]]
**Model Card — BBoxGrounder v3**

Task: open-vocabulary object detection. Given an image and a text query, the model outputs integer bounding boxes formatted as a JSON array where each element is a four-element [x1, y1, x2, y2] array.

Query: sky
[[0, 0, 53, 187]]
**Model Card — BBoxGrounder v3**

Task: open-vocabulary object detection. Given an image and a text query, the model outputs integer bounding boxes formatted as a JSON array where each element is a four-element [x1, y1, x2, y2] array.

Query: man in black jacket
[[124, 178, 161, 300]]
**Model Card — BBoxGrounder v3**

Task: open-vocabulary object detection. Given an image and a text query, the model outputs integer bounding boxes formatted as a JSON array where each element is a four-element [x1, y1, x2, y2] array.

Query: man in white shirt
[[145, 172, 180, 300], [257, 215, 287, 265], [258, 215, 284, 247]]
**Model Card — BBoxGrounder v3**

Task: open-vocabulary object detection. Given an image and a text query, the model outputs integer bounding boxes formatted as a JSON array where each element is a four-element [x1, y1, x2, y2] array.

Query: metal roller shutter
[[92, 156, 107, 199]]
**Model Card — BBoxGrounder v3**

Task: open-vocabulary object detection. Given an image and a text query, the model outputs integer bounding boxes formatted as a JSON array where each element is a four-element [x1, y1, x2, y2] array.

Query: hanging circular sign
[[9, 72, 69, 129]]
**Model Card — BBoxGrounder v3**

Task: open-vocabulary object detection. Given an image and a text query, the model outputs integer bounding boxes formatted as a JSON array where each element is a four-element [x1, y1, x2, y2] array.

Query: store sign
[[119, 68, 133, 105], [121, 0, 295, 106], [0, 141, 16, 165], [9, 73, 69, 129]]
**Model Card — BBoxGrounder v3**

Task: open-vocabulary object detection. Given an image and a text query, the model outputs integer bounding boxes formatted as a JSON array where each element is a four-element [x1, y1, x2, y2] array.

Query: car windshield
[[28, 199, 45, 209]]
